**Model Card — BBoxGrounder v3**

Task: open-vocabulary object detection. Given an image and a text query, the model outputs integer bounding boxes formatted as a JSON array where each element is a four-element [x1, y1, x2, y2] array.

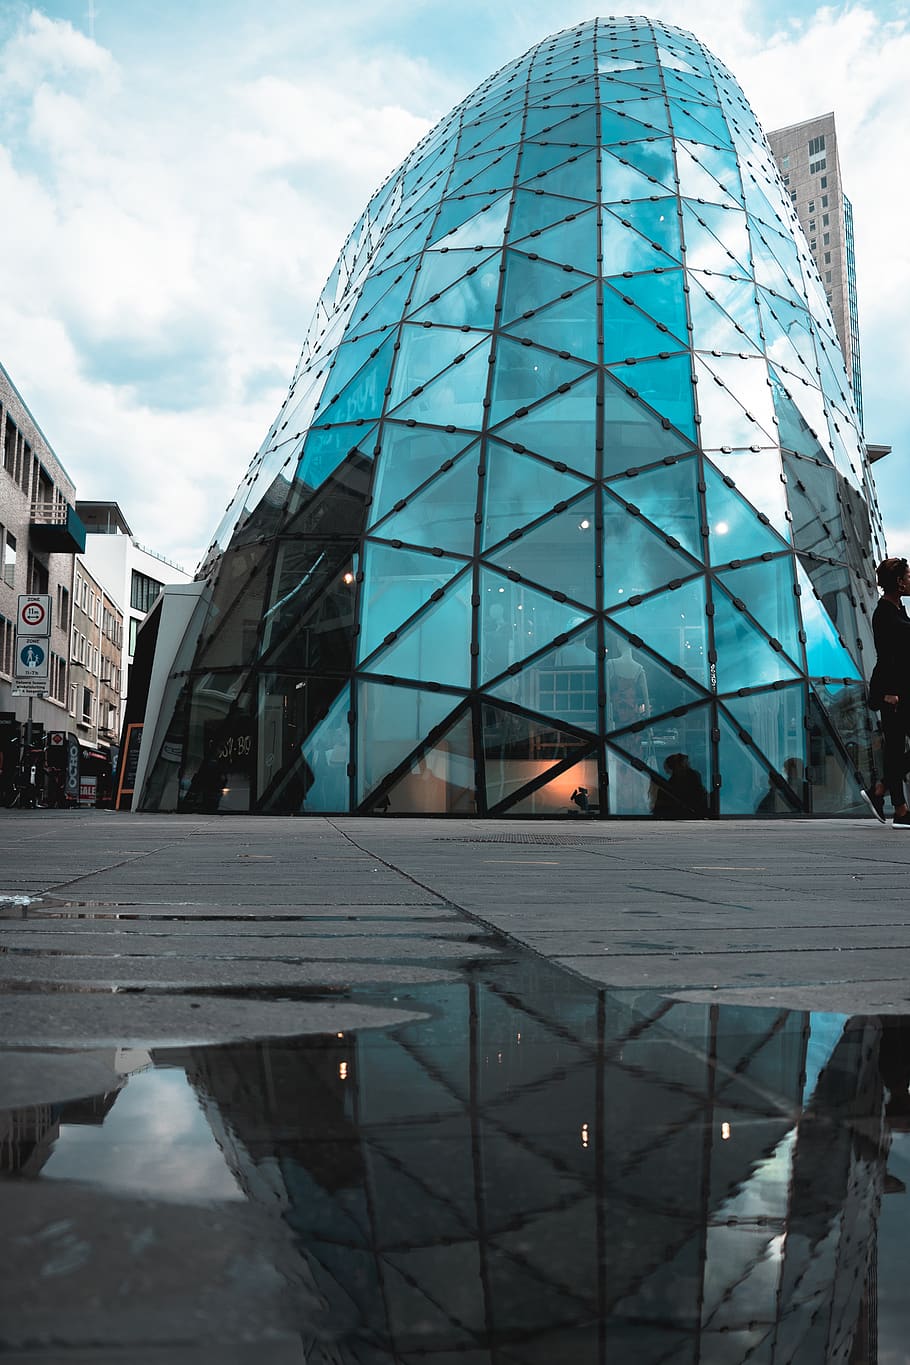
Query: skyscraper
[[767, 114, 863, 431], [133, 17, 883, 818]]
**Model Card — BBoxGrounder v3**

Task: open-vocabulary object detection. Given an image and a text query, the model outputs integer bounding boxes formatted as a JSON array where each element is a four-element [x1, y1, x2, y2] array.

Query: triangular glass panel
[[482, 702, 595, 812], [604, 618, 707, 727], [602, 283, 679, 363], [363, 570, 473, 688], [605, 456, 703, 560], [796, 560, 862, 680], [355, 681, 459, 804], [486, 622, 598, 730], [602, 95, 671, 134], [703, 459, 787, 562], [602, 374, 694, 478], [601, 215, 668, 275], [374, 709, 476, 815], [609, 577, 710, 688], [605, 197, 681, 261], [523, 148, 598, 200], [806, 692, 864, 813], [705, 447, 790, 540], [510, 190, 589, 241], [603, 269, 688, 346], [482, 442, 589, 550], [430, 192, 511, 248], [600, 146, 668, 200], [358, 543, 468, 664], [369, 427, 476, 526], [605, 742, 657, 816], [388, 338, 491, 432], [608, 354, 696, 441], [770, 370, 831, 462], [610, 703, 713, 817], [689, 271, 761, 340], [498, 754, 600, 815], [294, 422, 377, 495], [694, 356, 776, 451], [319, 336, 395, 425], [721, 684, 806, 789], [670, 102, 732, 147], [715, 710, 781, 816], [601, 107, 663, 145], [503, 282, 598, 362], [674, 140, 742, 207], [603, 489, 699, 607], [524, 105, 595, 141], [603, 137, 677, 189], [519, 209, 598, 273], [374, 451, 479, 555], [681, 203, 751, 275], [518, 140, 582, 182], [782, 453, 846, 565], [322, 330, 392, 406], [711, 583, 801, 694], [657, 44, 701, 74], [492, 373, 598, 477], [298, 686, 351, 814], [686, 276, 760, 356], [500, 250, 581, 326], [407, 248, 499, 322], [388, 326, 488, 408], [487, 490, 597, 606], [717, 556, 802, 664], [488, 337, 592, 426], [479, 569, 591, 683]]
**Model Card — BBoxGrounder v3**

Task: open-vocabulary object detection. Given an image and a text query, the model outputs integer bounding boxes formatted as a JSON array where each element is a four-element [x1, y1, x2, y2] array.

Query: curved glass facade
[[141, 17, 884, 817]]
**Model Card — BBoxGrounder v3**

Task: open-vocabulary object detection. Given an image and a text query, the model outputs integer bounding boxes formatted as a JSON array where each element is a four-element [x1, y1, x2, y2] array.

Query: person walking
[[863, 556, 910, 827]]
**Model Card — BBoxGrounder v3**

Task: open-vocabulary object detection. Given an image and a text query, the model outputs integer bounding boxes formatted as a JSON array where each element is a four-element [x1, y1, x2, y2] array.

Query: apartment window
[[808, 135, 826, 156], [820, 175, 828, 189], [0, 615, 12, 676], [69, 682, 77, 715], [57, 584, 70, 632], [822, 232, 830, 246], [824, 251, 831, 264], [3, 532, 16, 588], [81, 686, 93, 724], [808, 219, 816, 232], [781, 153, 790, 169], [50, 653, 67, 704], [2, 415, 15, 476], [789, 190, 797, 203], [822, 212, 830, 226], [825, 271, 832, 283], [809, 158, 826, 175], [130, 570, 164, 614], [128, 617, 139, 655], [821, 194, 829, 208], [27, 552, 48, 595], [810, 239, 816, 250]]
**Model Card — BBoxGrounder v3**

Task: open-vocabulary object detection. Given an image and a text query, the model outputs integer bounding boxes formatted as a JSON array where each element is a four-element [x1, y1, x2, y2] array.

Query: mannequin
[[605, 642, 650, 730]]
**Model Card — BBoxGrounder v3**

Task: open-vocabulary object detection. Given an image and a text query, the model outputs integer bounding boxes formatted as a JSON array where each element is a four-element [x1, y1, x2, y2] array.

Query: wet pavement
[[2, 811, 910, 1362]]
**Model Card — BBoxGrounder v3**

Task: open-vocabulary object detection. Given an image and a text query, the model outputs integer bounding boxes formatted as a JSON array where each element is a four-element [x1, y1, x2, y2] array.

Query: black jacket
[[869, 598, 910, 707]]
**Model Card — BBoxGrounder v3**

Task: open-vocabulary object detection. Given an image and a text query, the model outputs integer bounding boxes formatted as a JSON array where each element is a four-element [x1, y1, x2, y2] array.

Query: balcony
[[29, 501, 87, 554]]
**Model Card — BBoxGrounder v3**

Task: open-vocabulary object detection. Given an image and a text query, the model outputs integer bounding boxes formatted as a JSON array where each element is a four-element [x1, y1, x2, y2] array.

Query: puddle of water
[[1, 955, 908, 1361]]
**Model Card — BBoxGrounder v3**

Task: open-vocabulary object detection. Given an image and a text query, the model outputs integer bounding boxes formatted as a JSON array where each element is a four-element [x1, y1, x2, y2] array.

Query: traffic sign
[[15, 636, 50, 680], [17, 594, 52, 637]]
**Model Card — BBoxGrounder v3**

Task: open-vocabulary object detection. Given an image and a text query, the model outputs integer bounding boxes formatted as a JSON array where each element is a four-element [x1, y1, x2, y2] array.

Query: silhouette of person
[[651, 752, 708, 819]]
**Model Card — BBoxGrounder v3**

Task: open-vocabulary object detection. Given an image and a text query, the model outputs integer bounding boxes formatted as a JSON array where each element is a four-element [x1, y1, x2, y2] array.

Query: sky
[[0, 0, 907, 574]]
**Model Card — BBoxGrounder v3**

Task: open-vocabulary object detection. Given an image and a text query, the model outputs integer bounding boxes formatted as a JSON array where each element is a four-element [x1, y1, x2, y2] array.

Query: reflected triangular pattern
[[603, 374, 695, 477], [770, 371, 832, 463], [389, 328, 486, 408], [510, 190, 591, 241], [376, 709, 475, 815], [482, 702, 594, 811], [712, 583, 801, 693], [602, 284, 679, 363], [681, 202, 751, 275], [608, 355, 695, 441], [795, 560, 862, 680], [430, 192, 511, 248], [603, 137, 677, 189], [603, 489, 699, 606], [408, 251, 500, 327], [603, 198, 681, 262], [479, 569, 591, 683], [703, 459, 788, 562], [605, 457, 702, 560], [674, 141, 741, 207], [603, 618, 708, 724], [374, 452, 479, 555], [356, 682, 459, 803], [717, 557, 802, 663], [482, 442, 590, 550], [489, 338, 593, 426], [493, 374, 599, 477], [603, 269, 688, 347], [687, 276, 761, 356], [487, 491, 597, 606], [517, 210, 598, 274], [600, 147, 669, 199], [369, 428, 477, 525], [321, 337, 395, 424], [609, 577, 710, 688], [295, 423, 377, 494], [358, 543, 468, 663], [716, 710, 779, 816], [388, 339, 491, 431], [363, 572, 473, 688], [522, 148, 598, 199], [501, 250, 585, 325], [503, 283, 598, 363]]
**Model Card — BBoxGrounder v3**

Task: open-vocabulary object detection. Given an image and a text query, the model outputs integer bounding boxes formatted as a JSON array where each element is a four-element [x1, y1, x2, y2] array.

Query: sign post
[[15, 595, 52, 752]]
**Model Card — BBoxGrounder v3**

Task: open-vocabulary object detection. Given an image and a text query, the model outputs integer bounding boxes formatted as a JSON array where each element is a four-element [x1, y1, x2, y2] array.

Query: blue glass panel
[[687, 277, 760, 356], [487, 491, 597, 606], [529, 108, 598, 144], [482, 704, 594, 811], [320, 337, 395, 425], [606, 96, 671, 133], [693, 357, 773, 451], [716, 712, 779, 816], [674, 141, 742, 206], [607, 457, 702, 560], [295, 423, 376, 493], [601, 215, 666, 275], [703, 460, 786, 562], [389, 325, 487, 407], [479, 569, 590, 682], [389, 337, 491, 431], [609, 354, 695, 441], [408, 248, 498, 314], [492, 373, 598, 476], [501, 755, 600, 815], [705, 448, 790, 541], [510, 190, 587, 241], [504, 283, 598, 362], [681, 204, 751, 275], [604, 269, 688, 344], [482, 442, 589, 549], [602, 374, 694, 477], [604, 138, 677, 188], [663, 68, 718, 102], [605, 198, 681, 262], [610, 703, 713, 816], [721, 685, 806, 789], [323, 330, 391, 406], [364, 570, 473, 688], [430, 192, 511, 248], [518, 141, 580, 181], [796, 560, 862, 680], [601, 107, 660, 144], [489, 338, 592, 426], [670, 102, 732, 147], [349, 258, 420, 331], [689, 271, 761, 340], [609, 576, 709, 686], [600, 148, 666, 200], [528, 148, 598, 200], [806, 695, 863, 814], [369, 427, 476, 524], [606, 619, 707, 728], [712, 584, 801, 693], [377, 709, 475, 814], [603, 491, 697, 607], [717, 557, 801, 663], [375, 451, 479, 555], [487, 623, 598, 729], [299, 686, 350, 813], [356, 682, 458, 803], [447, 148, 518, 198], [501, 250, 579, 325], [519, 210, 598, 273], [602, 284, 677, 362], [358, 543, 467, 663]]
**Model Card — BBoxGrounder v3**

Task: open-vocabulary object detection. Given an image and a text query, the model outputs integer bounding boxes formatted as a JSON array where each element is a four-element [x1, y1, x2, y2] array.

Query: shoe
[[893, 812, 910, 827], [861, 787, 886, 823]]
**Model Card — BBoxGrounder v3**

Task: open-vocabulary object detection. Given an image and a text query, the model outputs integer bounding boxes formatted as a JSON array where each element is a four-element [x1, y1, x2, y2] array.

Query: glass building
[[136, 17, 884, 818]]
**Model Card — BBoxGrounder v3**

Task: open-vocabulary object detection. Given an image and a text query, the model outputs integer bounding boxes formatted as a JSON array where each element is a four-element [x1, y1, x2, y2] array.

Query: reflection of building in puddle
[[167, 964, 895, 1361]]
